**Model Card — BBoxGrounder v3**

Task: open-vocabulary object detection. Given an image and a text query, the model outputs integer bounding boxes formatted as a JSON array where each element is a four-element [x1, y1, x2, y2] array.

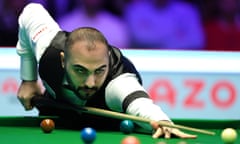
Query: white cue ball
[[221, 128, 237, 144]]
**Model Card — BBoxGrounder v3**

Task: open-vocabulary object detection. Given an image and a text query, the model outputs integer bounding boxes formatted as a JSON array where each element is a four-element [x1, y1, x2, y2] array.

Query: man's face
[[61, 41, 109, 100]]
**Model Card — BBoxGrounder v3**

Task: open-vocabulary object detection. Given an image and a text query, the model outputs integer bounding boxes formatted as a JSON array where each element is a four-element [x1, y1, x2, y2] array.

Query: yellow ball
[[221, 128, 237, 144]]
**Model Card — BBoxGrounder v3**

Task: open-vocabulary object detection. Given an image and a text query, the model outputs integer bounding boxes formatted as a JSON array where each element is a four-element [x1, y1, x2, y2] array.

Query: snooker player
[[16, 3, 196, 139]]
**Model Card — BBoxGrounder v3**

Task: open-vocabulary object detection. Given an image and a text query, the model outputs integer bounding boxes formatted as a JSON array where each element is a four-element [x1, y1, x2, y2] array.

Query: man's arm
[[16, 3, 61, 80], [105, 73, 196, 138], [105, 73, 170, 128], [16, 3, 61, 110]]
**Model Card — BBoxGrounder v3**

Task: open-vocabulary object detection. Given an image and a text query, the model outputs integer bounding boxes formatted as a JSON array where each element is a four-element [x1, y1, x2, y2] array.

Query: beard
[[65, 69, 98, 100], [75, 86, 98, 100]]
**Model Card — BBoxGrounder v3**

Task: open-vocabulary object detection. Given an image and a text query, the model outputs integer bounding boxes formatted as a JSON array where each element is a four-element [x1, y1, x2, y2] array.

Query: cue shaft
[[81, 106, 215, 136], [31, 96, 215, 135]]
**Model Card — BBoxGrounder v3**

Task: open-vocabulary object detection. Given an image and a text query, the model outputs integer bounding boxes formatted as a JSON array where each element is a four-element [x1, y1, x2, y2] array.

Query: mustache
[[76, 86, 98, 92]]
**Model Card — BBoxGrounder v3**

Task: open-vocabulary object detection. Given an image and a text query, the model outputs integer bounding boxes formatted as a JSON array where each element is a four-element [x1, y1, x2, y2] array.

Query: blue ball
[[81, 127, 96, 144], [120, 120, 134, 134]]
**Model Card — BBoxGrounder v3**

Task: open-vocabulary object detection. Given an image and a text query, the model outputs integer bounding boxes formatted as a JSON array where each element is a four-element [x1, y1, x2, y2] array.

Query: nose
[[85, 74, 96, 88]]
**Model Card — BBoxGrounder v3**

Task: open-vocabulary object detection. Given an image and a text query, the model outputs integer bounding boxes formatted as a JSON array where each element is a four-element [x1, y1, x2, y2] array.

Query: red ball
[[121, 136, 140, 144], [40, 119, 55, 133]]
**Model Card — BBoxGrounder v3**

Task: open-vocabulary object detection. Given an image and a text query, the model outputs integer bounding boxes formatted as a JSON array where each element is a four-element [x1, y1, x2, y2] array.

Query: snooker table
[[0, 117, 239, 144]]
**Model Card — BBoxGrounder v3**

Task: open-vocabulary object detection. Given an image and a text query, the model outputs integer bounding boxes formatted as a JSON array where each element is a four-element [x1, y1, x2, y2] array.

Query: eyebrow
[[73, 64, 107, 72]]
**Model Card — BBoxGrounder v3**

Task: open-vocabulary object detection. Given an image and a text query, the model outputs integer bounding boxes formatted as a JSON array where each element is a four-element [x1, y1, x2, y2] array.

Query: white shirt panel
[[105, 73, 146, 112], [16, 3, 61, 80]]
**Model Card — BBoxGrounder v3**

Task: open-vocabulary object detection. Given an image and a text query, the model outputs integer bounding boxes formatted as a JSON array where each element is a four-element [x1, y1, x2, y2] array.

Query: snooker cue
[[80, 107, 215, 135], [31, 96, 215, 136]]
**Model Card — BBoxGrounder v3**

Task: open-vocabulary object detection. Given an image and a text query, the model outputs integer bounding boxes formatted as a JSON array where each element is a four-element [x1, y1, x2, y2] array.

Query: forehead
[[70, 40, 108, 55], [67, 41, 109, 67]]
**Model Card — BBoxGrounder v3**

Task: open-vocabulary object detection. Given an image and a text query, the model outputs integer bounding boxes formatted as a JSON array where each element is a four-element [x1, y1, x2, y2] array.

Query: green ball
[[120, 120, 135, 134]]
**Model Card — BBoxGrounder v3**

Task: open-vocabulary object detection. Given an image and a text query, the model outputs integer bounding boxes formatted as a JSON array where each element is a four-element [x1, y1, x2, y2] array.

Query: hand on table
[[17, 80, 43, 110], [150, 121, 197, 139]]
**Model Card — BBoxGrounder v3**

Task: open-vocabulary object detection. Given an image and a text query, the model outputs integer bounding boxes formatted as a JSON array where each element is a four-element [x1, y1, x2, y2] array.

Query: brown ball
[[40, 119, 55, 133]]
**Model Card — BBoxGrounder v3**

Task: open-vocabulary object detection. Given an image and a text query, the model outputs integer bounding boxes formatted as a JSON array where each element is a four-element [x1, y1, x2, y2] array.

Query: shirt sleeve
[[105, 73, 171, 131], [16, 3, 61, 81]]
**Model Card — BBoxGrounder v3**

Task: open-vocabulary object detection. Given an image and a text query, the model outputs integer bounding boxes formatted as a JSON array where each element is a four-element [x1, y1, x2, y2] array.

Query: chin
[[80, 93, 95, 100]]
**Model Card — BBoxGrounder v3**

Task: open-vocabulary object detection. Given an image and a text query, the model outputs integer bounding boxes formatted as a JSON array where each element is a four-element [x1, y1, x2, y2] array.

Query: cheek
[[96, 72, 108, 86], [65, 68, 85, 86]]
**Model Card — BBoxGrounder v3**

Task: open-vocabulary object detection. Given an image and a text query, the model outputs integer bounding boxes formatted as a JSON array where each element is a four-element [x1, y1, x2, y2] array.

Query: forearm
[[126, 98, 171, 131], [20, 56, 38, 81], [16, 35, 38, 81]]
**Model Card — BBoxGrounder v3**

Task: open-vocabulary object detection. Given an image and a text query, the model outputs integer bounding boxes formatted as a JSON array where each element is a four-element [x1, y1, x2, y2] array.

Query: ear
[[60, 52, 65, 68]]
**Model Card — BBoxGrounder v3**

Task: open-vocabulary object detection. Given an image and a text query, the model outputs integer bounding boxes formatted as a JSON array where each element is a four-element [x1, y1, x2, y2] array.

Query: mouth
[[76, 88, 97, 100]]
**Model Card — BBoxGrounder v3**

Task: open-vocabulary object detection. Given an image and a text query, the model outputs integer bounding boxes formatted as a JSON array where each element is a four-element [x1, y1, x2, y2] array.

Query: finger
[[20, 99, 33, 110], [24, 101, 33, 110], [163, 127, 171, 139], [152, 128, 163, 139], [171, 128, 197, 139], [150, 120, 159, 129], [164, 132, 171, 139], [25, 103, 33, 110]]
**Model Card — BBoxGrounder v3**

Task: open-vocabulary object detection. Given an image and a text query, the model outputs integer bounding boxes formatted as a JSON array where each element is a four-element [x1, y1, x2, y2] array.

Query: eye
[[95, 69, 105, 75], [74, 67, 87, 75]]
